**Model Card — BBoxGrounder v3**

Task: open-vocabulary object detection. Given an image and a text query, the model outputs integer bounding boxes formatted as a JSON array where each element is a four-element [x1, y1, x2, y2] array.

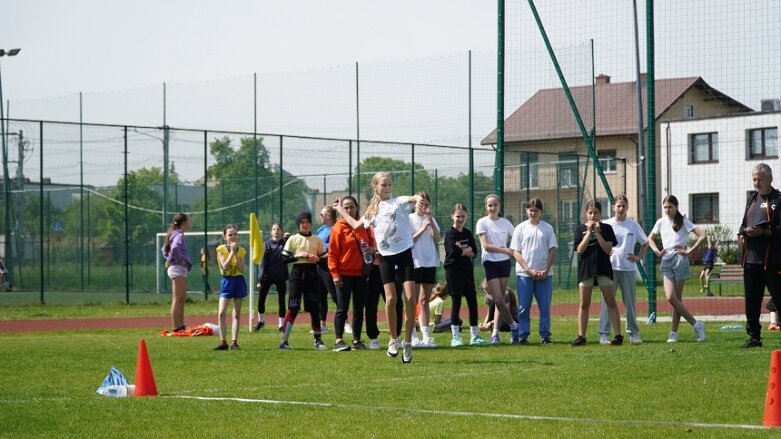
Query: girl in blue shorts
[[214, 224, 247, 350]]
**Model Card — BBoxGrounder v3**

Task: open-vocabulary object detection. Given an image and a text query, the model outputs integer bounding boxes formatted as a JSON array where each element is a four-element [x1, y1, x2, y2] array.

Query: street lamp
[[1, 48, 21, 286]]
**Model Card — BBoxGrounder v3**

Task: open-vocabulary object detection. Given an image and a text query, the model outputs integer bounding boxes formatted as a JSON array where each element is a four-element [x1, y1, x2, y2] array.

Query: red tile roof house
[[481, 74, 752, 229]]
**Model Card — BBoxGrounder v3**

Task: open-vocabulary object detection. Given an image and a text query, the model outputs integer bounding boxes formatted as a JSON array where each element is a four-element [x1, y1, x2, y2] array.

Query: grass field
[[2, 316, 780, 438]]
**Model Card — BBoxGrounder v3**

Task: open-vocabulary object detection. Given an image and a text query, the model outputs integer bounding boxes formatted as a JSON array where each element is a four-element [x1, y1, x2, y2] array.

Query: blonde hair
[[364, 172, 390, 220]]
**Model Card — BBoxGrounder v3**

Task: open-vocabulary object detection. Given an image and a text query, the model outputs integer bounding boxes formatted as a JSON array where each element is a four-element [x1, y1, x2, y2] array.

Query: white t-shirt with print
[[651, 216, 695, 261], [475, 216, 514, 263], [509, 220, 558, 277], [362, 196, 413, 257], [409, 213, 440, 268], [604, 217, 648, 271]]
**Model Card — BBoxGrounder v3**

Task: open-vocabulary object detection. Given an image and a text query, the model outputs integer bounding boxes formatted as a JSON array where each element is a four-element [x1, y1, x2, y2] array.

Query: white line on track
[[170, 395, 764, 430]]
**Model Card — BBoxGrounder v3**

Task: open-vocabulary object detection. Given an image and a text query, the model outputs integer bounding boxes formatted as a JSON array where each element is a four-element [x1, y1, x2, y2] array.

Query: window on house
[[559, 199, 578, 232], [558, 153, 579, 188], [519, 152, 539, 189], [689, 132, 718, 164], [690, 193, 719, 224], [598, 150, 617, 174], [683, 105, 694, 119], [748, 127, 778, 159]]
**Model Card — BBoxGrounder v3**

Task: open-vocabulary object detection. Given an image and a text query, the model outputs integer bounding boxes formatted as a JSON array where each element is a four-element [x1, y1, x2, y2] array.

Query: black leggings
[[366, 265, 383, 339], [745, 263, 781, 338], [335, 275, 367, 339], [446, 267, 479, 327], [317, 262, 337, 322], [258, 279, 287, 316]]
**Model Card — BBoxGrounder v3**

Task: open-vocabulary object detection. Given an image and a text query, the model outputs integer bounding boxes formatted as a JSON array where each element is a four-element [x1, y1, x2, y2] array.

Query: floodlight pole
[[0, 48, 20, 286]]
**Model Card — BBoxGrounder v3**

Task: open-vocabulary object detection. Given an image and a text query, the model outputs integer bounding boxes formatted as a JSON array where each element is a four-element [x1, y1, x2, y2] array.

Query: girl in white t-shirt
[[510, 198, 558, 345], [409, 192, 441, 347], [598, 194, 649, 345], [475, 194, 519, 345], [333, 172, 421, 363], [647, 195, 707, 343]]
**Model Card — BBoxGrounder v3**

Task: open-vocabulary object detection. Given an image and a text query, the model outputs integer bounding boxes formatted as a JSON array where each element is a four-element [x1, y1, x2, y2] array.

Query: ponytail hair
[[364, 172, 390, 220], [164, 212, 188, 252], [663, 195, 683, 232], [451, 203, 468, 215]]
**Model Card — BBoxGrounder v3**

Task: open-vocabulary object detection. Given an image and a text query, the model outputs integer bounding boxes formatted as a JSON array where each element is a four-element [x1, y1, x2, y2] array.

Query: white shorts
[[167, 264, 189, 279]]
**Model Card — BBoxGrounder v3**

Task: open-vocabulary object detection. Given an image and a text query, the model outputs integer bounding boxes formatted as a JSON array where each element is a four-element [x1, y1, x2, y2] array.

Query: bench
[[706, 264, 743, 296]]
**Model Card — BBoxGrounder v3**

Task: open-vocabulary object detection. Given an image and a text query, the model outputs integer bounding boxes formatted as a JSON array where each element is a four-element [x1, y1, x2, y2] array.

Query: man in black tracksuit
[[740, 163, 781, 348]]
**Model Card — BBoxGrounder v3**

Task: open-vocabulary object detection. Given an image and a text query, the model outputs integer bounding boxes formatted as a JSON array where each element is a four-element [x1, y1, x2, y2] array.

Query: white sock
[[492, 327, 499, 337], [470, 326, 479, 338], [412, 327, 418, 339], [421, 326, 430, 340], [258, 314, 265, 323], [278, 317, 284, 328], [451, 325, 459, 337]]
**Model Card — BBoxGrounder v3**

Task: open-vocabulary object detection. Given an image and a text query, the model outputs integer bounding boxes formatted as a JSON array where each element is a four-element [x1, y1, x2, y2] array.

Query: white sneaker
[[387, 339, 398, 357], [599, 334, 610, 345], [629, 334, 643, 345], [667, 331, 678, 343], [344, 323, 353, 334], [410, 336, 421, 347], [693, 321, 706, 342], [401, 340, 412, 363], [369, 339, 381, 350], [418, 337, 436, 348]]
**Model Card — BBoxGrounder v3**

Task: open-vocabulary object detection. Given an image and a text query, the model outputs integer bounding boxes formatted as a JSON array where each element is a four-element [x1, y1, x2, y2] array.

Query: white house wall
[[664, 112, 781, 233]]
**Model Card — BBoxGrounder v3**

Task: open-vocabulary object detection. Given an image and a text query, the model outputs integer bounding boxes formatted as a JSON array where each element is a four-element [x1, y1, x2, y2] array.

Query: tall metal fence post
[[645, 0, 658, 322], [203, 130, 209, 300], [123, 126, 130, 304], [496, 0, 506, 200], [39, 121, 44, 304]]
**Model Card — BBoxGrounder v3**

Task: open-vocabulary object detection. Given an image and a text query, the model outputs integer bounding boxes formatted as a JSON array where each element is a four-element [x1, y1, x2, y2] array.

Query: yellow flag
[[249, 212, 264, 265]]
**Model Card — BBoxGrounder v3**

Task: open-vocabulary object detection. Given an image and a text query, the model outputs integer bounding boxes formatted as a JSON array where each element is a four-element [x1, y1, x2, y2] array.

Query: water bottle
[[719, 324, 744, 332], [360, 240, 373, 264], [97, 385, 128, 397]]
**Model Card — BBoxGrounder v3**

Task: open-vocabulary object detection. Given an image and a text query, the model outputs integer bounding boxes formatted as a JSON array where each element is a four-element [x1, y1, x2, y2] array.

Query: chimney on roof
[[596, 74, 610, 85]]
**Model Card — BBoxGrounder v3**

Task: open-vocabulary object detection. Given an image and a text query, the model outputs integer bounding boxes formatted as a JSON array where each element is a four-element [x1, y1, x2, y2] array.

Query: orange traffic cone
[[134, 339, 159, 397], [764, 350, 781, 426]]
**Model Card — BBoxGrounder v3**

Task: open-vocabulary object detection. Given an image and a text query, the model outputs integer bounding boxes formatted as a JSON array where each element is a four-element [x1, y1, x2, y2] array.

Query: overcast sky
[[0, 1, 498, 100], [1, 0, 777, 188]]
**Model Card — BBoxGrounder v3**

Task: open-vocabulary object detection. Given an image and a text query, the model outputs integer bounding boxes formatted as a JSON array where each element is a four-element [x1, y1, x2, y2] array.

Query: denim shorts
[[167, 264, 189, 279], [660, 254, 691, 280]]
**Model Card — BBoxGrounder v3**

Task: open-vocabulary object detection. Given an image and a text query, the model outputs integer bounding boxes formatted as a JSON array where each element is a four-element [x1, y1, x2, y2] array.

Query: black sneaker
[[571, 336, 587, 346], [541, 337, 552, 345], [253, 321, 264, 332], [279, 341, 291, 350], [213, 341, 229, 351], [517, 336, 529, 345], [333, 339, 352, 352], [610, 334, 624, 346], [351, 340, 367, 350], [229, 342, 240, 350], [314, 340, 327, 350], [742, 338, 763, 348]]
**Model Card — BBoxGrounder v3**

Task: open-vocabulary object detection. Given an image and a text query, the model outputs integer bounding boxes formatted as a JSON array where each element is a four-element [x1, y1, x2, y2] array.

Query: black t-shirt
[[444, 226, 477, 272], [574, 222, 617, 281], [745, 193, 771, 264]]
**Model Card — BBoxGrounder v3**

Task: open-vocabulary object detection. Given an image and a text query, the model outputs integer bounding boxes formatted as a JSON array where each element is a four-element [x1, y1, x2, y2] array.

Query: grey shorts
[[660, 254, 691, 280]]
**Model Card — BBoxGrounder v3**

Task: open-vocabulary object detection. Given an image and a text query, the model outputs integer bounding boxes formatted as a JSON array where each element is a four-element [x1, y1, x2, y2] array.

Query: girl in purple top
[[162, 212, 192, 331]]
